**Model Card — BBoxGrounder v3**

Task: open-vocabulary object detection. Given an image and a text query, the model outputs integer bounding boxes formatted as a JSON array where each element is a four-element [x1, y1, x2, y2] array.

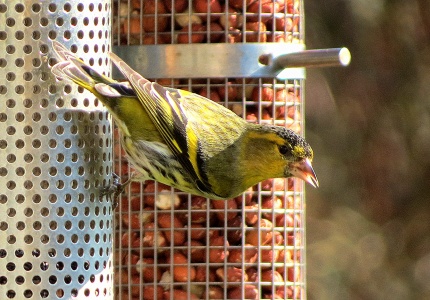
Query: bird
[[51, 41, 318, 201]]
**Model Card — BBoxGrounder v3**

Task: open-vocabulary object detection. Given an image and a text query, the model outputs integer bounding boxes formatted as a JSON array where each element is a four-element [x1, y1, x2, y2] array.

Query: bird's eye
[[279, 145, 289, 155]]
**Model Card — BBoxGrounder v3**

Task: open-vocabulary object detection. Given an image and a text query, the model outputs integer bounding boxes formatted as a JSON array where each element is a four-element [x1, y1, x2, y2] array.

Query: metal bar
[[112, 44, 306, 79], [272, 47, 351, 68], [112, 45, 350, 80]]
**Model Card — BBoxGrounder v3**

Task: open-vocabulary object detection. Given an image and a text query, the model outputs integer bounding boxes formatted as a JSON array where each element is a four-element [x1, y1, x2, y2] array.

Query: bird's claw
[[100, 173, 126, 209]]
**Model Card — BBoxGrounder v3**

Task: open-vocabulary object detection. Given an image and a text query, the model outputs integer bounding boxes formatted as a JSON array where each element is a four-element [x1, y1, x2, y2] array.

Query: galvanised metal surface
[[0, 1, 113, 299]]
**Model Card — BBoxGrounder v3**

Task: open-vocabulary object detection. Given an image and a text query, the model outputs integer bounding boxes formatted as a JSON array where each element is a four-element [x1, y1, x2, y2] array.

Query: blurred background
[[304, 1, 430, 299]]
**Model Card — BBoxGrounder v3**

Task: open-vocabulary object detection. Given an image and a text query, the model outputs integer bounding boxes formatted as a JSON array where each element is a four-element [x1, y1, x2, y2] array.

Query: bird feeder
[[112, 0, 349, 300]]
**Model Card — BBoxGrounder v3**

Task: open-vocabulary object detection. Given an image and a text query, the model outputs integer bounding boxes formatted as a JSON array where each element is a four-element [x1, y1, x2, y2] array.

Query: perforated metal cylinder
[[0, 1, 113, 299]]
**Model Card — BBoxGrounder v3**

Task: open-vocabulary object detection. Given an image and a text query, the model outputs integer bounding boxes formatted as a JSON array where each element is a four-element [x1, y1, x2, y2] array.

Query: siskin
[[51, 41, 318, 200]]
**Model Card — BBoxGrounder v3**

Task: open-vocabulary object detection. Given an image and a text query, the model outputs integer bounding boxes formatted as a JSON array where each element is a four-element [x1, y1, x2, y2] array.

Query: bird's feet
[[100, 173, 133, 209]]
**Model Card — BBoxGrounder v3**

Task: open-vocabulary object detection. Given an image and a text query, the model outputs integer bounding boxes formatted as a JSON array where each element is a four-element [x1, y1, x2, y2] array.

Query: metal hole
[[24, 235, 33, 244], [31, 3, 41, 13], [40, 207, 49, 217], [39, 125, 49, 135], [23, 72, 33, 81], [48, 30, 57, 40], [6, 45, 15, 54], [40, 261, 49, 271], [6, 262, 16, 271], [23, 17, 32, 27], [6, 99, 16, 108], [15, 85, 24, 94], [31, 194, 40, 204], [40, 98, 49, 108], [24, 180, 33, 190], [15, 113, 25, 122], [23, 125, 33, 135], [56, 153, 64, 163], [40, 17, 48, 26], [48, 194, 57, 203], [6, 72, 16, 81], [56, 17, 64, 26], [49, 167, 57, 176], [32, 276, 41, 284], [33, 221, 41, 230], [15, 167, 25, 176], [40, 153, 49, 163], [40, 44, 49, 54], [0, 222, 8, 230], [49, 221, 57, 230], [40, 290, 49, 298], [23, 98, 32, 108], [33, 84, 41, 94], [32, 166, 41, 176], [48, 139, 57, 149], [15, 139, 25, 148], [37, 236, 48, 246], [0, 85, 7, 94], [15, 30, 24, 40], [23, 153, 33, 163], [53, 98, 64, 109], [32, 30, 41, 40], [32, 57, 41, 67], [31, 139, 42, 149], [16, 222, 25, 230], [55, 126, 64, 135], [56, 289, 64, 298], [40, 180, 49, 189], [63, 84, 72, 94], [6, 17, 15, 27], [15, 194, 24, 204], [63, 30, 71, 39], [24, 207, 33, 217], [7, 208, 16, 217], [7, 154, 16, 163], [71, 17, 78, 26], [56, 180, 65, 190], [63, 2, 71, 12], [48, 85, 57, 95], [32, 112, 41, 122], [48, 3, 57, 12], [6, 126, 16, 135]]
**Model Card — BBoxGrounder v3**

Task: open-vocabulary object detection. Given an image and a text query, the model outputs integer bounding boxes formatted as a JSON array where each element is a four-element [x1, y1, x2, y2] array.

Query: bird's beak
[[290, 158, 319, 188]]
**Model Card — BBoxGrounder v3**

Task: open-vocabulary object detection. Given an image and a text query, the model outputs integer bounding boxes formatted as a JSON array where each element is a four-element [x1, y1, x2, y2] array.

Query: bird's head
[[245, 125, 319, 188], [276, 127, 318, 188]]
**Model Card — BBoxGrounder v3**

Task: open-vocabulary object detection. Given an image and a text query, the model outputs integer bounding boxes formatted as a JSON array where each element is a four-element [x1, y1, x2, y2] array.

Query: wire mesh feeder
[[0, 1, 113, 299], [112, 0, 306, 299]]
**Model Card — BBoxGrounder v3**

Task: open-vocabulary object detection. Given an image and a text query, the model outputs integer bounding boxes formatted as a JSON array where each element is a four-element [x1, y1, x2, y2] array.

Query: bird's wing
[[109, 52, 214, 196]]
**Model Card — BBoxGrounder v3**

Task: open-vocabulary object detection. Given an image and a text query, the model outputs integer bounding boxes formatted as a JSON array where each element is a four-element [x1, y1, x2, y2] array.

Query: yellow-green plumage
[[51, 41, 318, 200]]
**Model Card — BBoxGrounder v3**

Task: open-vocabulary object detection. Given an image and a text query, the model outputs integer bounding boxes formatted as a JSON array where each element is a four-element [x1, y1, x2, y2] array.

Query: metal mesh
[[0, 1, 113, 299], [112, 1, 306, 299]]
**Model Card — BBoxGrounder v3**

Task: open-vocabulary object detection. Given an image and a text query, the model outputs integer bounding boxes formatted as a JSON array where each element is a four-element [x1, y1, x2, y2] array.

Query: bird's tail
[[51, 41, 114, 93]]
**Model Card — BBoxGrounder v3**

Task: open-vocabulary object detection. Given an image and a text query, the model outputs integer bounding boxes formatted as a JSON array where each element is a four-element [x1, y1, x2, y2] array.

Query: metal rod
[[272, 47, 351, 69]]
